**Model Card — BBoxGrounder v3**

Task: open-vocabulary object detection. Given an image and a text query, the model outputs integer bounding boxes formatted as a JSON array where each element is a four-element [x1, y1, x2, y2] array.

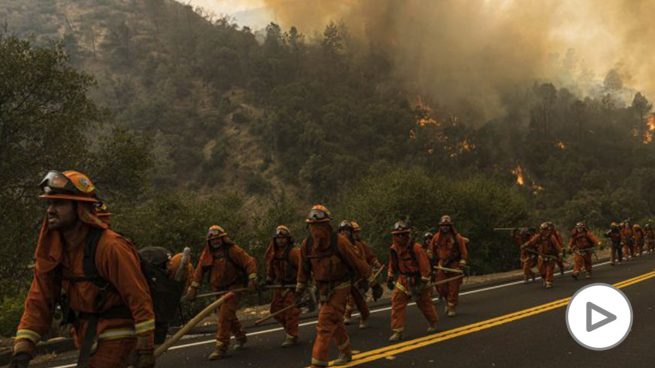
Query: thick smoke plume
[[260, 0, 655, 120]]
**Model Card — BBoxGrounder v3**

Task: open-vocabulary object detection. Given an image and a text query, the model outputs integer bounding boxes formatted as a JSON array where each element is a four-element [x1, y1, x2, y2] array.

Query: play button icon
[[566, 283, 633, 350], [586, 302, 616, 332]]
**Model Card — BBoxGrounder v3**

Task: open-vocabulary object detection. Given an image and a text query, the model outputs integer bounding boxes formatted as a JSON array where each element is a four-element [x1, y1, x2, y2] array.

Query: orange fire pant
[[538, 258, 555, 283], [647, 240, 655, 252], [311, 286, 351, 368], [88, 338, 136, 368], [216, 293, 246, 347], [572, 251, 593, 276], [390, 285, 437, 331], [271, 289, 300, 337], [436, 270, 463, 307], [521, 253, 536, 279], [344, 287, 370, 321], [635, 242, 643, 255]]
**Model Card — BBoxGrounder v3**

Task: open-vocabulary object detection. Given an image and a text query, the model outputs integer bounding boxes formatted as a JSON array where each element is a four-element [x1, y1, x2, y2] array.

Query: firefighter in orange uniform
[[387, 221, 438, 341], [340, 220, 383, 329], [185, 225, 258, 360], [432, 215, 469, 317], [264, 225, 301, 347], [605, 222, 623, 265], [296, 205, 372, 367], [546, 222, 565, 275], [620, 221, 634, 260], [568, 222, 600, 280], [522, 222, 563, 288], [632, 224, 644, 256], [10, 170, 155, 368], [645, 224, 655, 254], [513, 227, 537, 283]]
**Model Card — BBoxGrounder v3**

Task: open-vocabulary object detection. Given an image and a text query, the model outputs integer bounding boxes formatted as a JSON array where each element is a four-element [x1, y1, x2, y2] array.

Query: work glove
[[459, 259, 467, 267], [8, 353, 32, 368], [184, 286, 197, 301], [264, 277, 274, 285], [386, 277, 395, 291], [136, 349, 155, 368]]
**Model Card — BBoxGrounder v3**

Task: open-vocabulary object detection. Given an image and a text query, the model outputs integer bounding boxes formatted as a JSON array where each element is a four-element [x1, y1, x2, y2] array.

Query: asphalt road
[[34, 252, 655, 368]]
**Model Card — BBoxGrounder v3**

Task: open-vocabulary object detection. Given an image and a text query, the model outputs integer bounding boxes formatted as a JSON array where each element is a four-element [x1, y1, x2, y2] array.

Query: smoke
[[258, 0, 655, 120]]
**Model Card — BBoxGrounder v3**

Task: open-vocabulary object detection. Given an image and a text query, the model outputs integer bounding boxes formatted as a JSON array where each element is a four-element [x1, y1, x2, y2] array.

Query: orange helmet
[[391, 220, 411, 234], [39, 170, 99, 203], [305, 204, 332, 224], [633, 224, 641, 229], [439, 215, 453, 226], [207, 225, 227, 239], [275, 225, 291, 237], [351, 221, 361, 232]]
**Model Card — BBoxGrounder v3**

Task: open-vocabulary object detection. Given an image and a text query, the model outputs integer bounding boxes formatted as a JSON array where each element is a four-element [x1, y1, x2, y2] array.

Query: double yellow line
[[329, 270, 655, 367]]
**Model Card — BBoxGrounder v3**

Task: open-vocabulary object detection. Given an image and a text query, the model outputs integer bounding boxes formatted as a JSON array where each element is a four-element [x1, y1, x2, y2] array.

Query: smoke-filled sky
[[183, 0, 655, 119]]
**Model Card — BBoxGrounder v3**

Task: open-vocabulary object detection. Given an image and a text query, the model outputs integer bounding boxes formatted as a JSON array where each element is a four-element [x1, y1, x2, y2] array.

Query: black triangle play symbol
[[586, 302, 617, 332]]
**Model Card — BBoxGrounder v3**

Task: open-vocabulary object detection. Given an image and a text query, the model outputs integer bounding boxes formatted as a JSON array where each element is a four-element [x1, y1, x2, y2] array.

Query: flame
[[556, 141, 566, 150], [643, 114, 655, 144], [415, 96, 438, 127], [458, 138, 475, 152], [512, 165, 525, 186]]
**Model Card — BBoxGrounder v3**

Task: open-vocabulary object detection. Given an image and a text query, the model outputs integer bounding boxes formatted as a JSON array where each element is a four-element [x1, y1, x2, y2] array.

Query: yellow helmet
[[207, 225, 227, 239]]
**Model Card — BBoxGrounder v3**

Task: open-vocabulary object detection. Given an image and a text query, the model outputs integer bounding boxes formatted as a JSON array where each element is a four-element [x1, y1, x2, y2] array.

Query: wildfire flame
[[415, 96, 438, 127], [643, 114, 655, 144], [512, 165, 525, 186], [458, 138, 475, 152], [556, 141, 566, 150]]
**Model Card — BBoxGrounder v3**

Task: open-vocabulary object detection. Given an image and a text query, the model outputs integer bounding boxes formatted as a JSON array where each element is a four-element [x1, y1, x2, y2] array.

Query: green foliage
[[335, 168, 529, 273], [0, 294, 25, 337]]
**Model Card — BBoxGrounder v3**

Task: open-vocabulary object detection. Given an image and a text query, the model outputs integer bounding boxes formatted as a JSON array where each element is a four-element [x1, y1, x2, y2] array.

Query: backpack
[[202, 242, 248, 288], [77, 227, 186, 344], [272, 243, 297, 284], [303, 233, 353, 280]]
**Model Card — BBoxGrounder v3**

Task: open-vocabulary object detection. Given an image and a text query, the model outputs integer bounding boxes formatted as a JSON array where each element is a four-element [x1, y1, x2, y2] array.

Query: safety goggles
[[307, 208, 330, 222], [39, 171, 79, 195], [275, 228, 290, 237]]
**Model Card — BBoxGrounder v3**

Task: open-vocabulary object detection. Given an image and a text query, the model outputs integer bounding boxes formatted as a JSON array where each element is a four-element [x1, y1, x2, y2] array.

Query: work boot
[[388, 330, 403, 342], [333, 351, 352, 366], [426, 323, 437, 333], [585, 273, 591, 279], [208, 343, 228, 360], [343, 315, 352, 325], [530, 273, 536, 282], [233, 335, 247, 350], [571, 273, 578, 280], [281, 334, 298, 347], [358, 318, 368, 329], [523, 275, 529, 284], [545, 282, 553, 289], [447, 304, 457, 317]]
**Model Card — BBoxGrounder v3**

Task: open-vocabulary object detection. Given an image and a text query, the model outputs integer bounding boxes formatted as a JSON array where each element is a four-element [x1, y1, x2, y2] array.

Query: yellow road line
[[329, 270, 655, 367]]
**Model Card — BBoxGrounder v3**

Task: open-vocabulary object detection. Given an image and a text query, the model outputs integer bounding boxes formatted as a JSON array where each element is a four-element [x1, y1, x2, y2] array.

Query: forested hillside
[[1, 0, 654, 335]]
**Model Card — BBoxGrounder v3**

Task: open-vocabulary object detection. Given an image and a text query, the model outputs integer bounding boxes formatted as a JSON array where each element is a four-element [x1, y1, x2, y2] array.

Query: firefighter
[[645, 224, 655, 254], [432, 215, 469, 317], [339, 220, 383, 329], [264, 225, 300, 347], [185, 225, 258, 360], [568, 222, 600, 279], [620, 221, 634, 260], [10, 170, 155, 368], [522, 222, 563, 288], [605, 222, 623, 265], [514, 227, 537, 283], [546, 222, 565, 275], [387, 221, 438, 341], [296, 205, 372, 367], [633, 224, 645, 257]]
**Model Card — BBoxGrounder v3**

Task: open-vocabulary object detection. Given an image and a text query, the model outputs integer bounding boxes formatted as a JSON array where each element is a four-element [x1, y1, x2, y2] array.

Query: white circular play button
[[566, 283, 633, 350]]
